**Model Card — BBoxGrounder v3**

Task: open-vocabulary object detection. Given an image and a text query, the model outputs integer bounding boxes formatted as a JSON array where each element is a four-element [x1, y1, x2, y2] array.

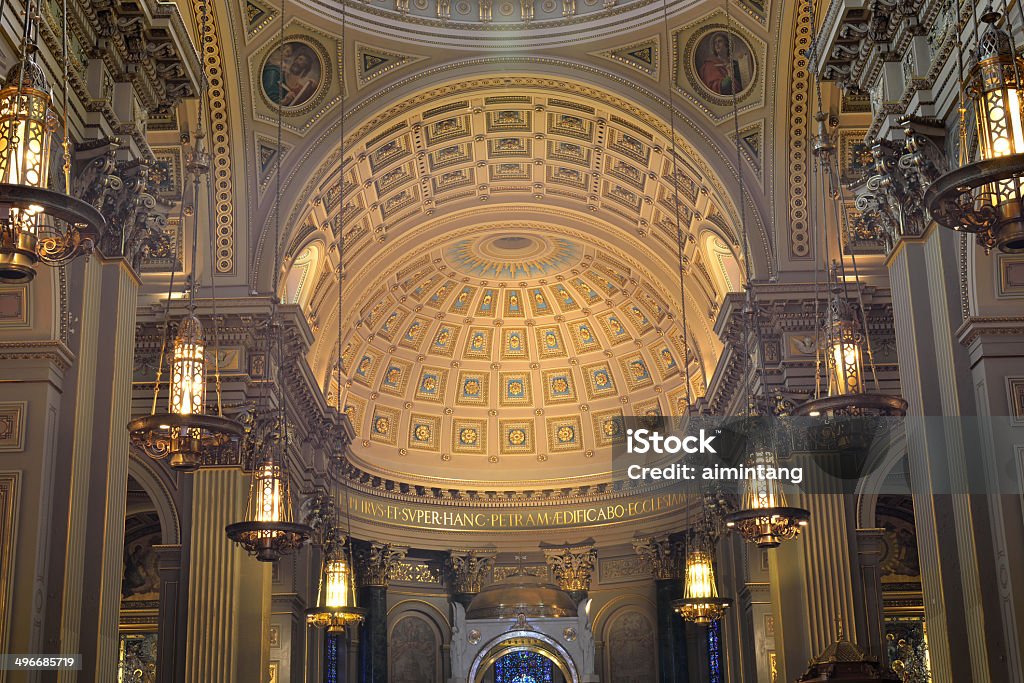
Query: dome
[[466, 574, 578, 619], [333, 224, 707, 488]]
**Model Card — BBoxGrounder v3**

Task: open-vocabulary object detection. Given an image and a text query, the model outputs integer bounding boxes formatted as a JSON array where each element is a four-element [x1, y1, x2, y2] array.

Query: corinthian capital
[[446, 550, 497, 596], [541, 541, 596, 592], [355, 542, 409, 588], [632, 535, 685, 581]]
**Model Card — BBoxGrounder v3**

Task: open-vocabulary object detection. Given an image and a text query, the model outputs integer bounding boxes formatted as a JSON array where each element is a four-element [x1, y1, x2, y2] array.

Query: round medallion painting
[[692, 30, 755, 97], [261, 41, 323, 108]]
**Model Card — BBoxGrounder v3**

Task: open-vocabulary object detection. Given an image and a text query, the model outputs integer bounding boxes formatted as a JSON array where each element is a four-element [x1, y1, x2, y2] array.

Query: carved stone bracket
[[852, 121, 947, 252], [355, 542, 410, 588], [540, 541, 596, 593], [72, 138, 172, 271], [446, 550, 497, 596], [632, 535, 685, 581], [813, 0, 926, 86]]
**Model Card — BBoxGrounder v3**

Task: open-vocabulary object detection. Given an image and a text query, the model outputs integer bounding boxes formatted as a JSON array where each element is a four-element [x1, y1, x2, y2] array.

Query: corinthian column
[[355, 542, 408, 683], [633, 535, 688, 682], [446, 550, 496, 606]]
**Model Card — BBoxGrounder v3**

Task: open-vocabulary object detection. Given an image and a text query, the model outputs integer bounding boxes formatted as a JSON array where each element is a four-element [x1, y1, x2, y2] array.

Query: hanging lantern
[[824, 288, 863, 398], [925, 10, 1024, 252], [307, 545, 365, 633], [725, 448, 809, 549], [128, 314, 242, 471], [673, 543, 731, 624], [225, 418, 310, 562], [0, 61, 101, 282]]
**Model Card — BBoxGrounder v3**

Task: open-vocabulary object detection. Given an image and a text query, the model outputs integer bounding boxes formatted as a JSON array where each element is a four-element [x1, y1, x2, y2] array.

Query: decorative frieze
[[390, 560, 442, 584]]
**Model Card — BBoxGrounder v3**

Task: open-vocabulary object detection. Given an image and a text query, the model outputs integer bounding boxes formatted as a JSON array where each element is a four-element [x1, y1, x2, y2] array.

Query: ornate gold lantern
[[0, 60, 102, 282], [128, 313, 241, 470], [824, 286, 863, 397], [673, 542, 731, 624], [0, 60, 54, 281], [725, 447, 809, 549], [225, 418, 310, 562], [307, 543, 365, 633], [925, 10, 1024, 252]]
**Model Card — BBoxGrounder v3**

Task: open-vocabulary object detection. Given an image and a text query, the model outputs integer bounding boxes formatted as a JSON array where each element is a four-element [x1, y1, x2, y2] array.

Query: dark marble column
[[357, 585, 388, 683], [656, 578, 689, 682]]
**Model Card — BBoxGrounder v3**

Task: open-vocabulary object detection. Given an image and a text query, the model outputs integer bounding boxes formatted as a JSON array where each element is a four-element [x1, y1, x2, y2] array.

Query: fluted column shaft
[[51, 257, 139, 682], [184, 468, 270, 683], [886, 228, 1004, 681], [768, 458, 860, 681]]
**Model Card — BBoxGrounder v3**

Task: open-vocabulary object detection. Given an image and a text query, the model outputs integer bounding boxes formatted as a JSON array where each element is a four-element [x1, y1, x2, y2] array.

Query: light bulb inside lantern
[[683, 549, 718, 602], [742, 449, 787, 512], [829, 336, 863, 396], [169, 315, 206, 418], [254, 462, 285, 524], [324, 557, 351, 609]]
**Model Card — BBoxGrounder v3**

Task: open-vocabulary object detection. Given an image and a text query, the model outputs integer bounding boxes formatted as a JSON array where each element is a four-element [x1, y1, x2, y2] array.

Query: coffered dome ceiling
[[267, 78, 750, 490], [324, 223, 708, 488]]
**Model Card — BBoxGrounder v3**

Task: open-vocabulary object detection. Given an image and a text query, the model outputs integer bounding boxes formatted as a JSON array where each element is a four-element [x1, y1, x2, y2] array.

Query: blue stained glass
[[325, 633, 339, 683], [708, 620, 722, 683], [494, 651, 554, 683]]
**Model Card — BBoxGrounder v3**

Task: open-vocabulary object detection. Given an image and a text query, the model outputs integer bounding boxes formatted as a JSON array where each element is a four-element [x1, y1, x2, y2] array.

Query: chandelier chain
[[659, 0, 691, 414]]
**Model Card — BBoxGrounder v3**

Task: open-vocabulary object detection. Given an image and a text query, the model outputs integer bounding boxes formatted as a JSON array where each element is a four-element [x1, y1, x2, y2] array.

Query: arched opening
[[471, 635, 578, 683], [483, 650, 566, 683], [282, 239, 322, 308], [117, 474, 163, 682]]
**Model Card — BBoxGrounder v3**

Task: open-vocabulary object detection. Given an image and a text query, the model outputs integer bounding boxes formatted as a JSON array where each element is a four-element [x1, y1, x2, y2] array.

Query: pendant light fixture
[[657, 0, 731, 624], [719, 0, 809, 549], [724, 443, 809, 548], [128, 3, 241, 471], [674, 530, 731, 624], [925, 5, 1024, 252], [791, 0, 907, 423], [226, 0, 310, 562], [0, 0, 104, 282], [306, 0, 364, 634]]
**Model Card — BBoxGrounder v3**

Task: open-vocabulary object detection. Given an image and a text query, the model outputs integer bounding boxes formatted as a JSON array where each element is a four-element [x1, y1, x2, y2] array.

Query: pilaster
[[633, 536, 688, 682], [855, 528, 886, 663], [886, 226, 1004, 680], [154, 544, 184, 683], [184, 468, 270, 683]]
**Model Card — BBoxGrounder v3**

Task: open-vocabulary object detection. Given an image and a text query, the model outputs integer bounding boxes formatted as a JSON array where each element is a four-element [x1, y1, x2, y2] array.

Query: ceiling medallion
[[444, 233, 584, 280]]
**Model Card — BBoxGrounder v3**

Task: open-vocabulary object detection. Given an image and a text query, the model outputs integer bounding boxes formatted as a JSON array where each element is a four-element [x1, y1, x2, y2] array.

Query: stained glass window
[[493, 651, 554, 683], [325, 633, 339, 683], [708, 620, 723, 683]]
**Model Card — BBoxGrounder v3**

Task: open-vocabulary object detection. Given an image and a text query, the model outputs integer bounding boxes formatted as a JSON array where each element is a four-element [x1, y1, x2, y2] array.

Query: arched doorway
[[470, 633, 579, 683]]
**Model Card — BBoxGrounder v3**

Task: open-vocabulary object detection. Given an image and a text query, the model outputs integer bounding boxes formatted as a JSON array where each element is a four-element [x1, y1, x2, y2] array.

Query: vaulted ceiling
[[162, 0, 795, 487]]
